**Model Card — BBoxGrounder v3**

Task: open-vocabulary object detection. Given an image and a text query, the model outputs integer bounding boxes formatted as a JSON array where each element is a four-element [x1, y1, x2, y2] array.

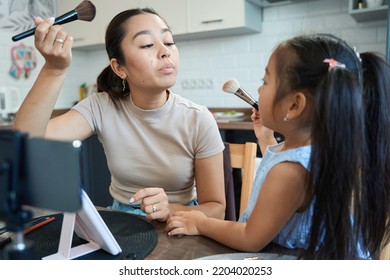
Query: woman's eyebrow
[[133, 28, 172, 40]]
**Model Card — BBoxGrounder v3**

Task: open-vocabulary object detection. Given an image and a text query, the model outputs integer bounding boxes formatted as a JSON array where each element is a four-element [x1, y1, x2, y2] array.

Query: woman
[[13, 8, 225, 222]]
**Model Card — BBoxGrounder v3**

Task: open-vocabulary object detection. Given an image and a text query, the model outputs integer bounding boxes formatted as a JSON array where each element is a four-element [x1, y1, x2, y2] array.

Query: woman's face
[[118, 13, 179, 93]]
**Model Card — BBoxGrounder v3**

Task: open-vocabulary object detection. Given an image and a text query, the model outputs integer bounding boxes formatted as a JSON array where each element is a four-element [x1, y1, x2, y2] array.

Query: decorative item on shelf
[[79, 83, 97, 100], [365, 0, 383, 8], [358, 0, 364, 9], [9, 43, 37, 79], [79, 83, 88, 100]]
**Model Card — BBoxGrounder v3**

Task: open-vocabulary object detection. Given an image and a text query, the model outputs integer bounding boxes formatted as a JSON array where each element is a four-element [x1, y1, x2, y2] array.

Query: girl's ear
[[286, 92, 307, 120], [110, 58, 126, 79]]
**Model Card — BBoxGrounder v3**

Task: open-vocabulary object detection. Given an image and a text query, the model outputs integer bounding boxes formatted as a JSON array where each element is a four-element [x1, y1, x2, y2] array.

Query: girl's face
[[257, 52, 280, 129], [118, 13, 179, 93]]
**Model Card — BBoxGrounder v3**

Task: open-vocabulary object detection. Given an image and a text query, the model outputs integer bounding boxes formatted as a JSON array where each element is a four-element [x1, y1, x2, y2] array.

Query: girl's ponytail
[[305, 67, 364, 259], [360, 52, 390, 257]]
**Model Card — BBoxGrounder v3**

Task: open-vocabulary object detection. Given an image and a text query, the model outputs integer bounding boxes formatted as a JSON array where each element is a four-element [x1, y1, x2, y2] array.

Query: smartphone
[[0, 235, 11, 248], [0, 130, 82, 215]]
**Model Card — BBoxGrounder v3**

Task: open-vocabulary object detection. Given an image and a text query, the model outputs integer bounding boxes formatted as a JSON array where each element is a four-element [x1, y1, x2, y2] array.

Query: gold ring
[[152, 204, 157, 212], [55, 38, 64, 44]]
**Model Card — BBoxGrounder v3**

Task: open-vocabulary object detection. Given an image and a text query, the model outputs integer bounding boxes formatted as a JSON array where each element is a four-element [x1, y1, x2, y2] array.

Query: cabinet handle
[[201, 19, 223, 24]]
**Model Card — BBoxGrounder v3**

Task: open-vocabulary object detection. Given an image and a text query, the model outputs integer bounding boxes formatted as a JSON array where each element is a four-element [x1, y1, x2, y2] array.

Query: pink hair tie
[[323, 58, 346, 71]]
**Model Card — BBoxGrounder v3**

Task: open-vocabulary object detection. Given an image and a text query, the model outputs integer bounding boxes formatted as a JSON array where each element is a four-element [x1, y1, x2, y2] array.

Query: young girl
[[13, 8, 225, 222], [167, 34, 390, 259]]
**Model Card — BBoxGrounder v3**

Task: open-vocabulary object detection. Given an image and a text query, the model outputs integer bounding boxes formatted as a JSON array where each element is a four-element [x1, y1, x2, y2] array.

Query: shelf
[[349, 0, 388, 22]]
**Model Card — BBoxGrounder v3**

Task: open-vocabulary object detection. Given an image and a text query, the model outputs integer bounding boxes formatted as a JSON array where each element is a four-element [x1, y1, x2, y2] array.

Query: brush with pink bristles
[[222, 78, 258, 110], [12, 0, 96, 41]]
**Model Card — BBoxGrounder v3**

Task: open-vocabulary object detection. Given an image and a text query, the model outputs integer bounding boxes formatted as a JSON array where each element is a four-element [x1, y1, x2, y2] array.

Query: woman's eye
[[261, 78, 266, 85], [165, 42, 175, 47], [140, 44, 153, 49]]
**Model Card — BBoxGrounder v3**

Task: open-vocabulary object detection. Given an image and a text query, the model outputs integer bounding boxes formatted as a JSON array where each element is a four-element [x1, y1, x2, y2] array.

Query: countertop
[[210, 107, 254, 131], [1, 108, 254, 131]]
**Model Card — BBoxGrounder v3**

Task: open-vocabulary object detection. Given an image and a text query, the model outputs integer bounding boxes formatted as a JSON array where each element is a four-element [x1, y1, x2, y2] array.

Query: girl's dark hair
[[96, 8, 168, 102], [273, 34, 366, 259], [360, 52, 390, 258]]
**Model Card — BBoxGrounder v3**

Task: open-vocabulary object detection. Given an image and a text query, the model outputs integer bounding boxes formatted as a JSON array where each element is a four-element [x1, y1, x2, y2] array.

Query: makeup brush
[[12, 0, 96, 42], [222, 78, 258, 110]]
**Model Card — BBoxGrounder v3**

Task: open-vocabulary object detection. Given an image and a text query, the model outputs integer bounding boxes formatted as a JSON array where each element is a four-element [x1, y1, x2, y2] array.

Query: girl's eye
[[261, 78, 267, 85], [165, 42, 175, 47]]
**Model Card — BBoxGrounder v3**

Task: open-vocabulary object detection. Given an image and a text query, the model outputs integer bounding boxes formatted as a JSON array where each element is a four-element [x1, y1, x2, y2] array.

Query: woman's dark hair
[[273, 34, 366, 259], [359, 52, 390, 258], [96, 8, 168, 101]]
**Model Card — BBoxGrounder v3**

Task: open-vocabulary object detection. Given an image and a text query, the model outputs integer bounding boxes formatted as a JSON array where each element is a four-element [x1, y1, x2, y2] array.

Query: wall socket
[[181, 79, 214, 90]]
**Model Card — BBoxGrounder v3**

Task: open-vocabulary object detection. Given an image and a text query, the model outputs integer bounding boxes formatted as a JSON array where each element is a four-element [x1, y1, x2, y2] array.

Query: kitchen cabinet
[[57, 0, 262, 49], [349, 0, 388, 22], [142, 0, 188, 36], [57, 0, 140, 49], [183, 0, 262, 40], [57, 0, 103, 49]]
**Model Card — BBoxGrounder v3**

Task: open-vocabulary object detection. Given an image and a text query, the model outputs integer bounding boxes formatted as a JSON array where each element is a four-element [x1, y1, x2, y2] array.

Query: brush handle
[[234, 88, 259, 110], [12, 10, 78, 42]]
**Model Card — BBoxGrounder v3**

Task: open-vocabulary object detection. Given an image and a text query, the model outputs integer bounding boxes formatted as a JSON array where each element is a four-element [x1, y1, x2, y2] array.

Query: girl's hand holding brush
[[251, 109, 277, 153]]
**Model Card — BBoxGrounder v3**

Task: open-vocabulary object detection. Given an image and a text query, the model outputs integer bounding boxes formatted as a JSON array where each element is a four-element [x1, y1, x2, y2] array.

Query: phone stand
[[43, 190, 121, 260], [1, 130, 120, 260], [43, 212, 100, 260]]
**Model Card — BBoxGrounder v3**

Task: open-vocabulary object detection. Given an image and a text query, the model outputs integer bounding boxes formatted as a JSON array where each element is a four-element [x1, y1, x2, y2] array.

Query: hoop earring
[[122, 79, 126, 92]]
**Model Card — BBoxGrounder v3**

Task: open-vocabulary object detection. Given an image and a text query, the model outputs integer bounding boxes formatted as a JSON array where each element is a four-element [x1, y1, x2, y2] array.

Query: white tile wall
[[0, 0, 387, 109]]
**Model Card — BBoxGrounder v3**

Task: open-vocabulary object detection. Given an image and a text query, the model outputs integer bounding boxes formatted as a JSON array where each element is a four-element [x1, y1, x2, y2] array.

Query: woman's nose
[[158, 43, 170, 58]]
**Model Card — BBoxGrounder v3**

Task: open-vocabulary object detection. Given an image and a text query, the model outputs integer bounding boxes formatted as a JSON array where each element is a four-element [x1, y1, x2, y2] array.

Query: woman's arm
[[13, 17, 71, 137], [132, 152, 225, 222], [172, 152, 226, 219], [13, 17, 92, 141], [167, 161, 307, 252]]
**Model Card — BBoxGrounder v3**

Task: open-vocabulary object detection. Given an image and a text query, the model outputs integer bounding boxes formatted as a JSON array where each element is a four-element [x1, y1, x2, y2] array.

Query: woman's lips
[[159, 64, 175, 74]]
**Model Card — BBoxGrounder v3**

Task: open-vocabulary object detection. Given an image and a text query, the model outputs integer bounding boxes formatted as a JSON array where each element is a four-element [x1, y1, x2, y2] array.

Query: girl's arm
[[167, 161, 307, 252]]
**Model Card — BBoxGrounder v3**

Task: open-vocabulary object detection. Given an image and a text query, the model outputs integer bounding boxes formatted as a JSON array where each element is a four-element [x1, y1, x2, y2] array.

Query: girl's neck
[[280, 127, 311, 151], [130, 89, 169, 110]]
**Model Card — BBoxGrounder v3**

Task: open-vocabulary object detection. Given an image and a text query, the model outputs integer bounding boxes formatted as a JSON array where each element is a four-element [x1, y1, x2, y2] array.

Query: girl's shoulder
[[266, 143, 311, 170]]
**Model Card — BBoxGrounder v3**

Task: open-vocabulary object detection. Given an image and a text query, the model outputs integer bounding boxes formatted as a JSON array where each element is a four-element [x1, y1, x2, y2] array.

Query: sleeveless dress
[[238, 142, 369, 258]]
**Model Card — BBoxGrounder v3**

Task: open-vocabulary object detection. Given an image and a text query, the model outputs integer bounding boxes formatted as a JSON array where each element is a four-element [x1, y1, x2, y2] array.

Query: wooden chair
[[380, 239, 390, 259], [227, 142, 257, 217]]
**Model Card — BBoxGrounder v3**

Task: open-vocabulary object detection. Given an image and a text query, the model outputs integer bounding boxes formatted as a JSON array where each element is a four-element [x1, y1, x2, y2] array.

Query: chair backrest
[[380, 240, 390, 259], [228, 142, 257, 216]]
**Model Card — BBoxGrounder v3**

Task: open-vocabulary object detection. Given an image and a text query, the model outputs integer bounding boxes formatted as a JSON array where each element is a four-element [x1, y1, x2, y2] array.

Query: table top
[[145, 219, 237, 260], [216, 120, 254, 131], [143, 217, 299, 260], [1, 207, 298, 260]]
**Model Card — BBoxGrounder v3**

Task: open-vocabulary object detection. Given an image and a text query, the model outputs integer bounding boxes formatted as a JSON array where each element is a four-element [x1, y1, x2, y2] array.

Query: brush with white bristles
[[222, 78, 258, 110], [12, 0, 96, 41]]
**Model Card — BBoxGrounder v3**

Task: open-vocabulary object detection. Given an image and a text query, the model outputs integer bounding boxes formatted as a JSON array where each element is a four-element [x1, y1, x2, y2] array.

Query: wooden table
[[3, 206, 297, 260], [144, 219, 238, 260], [143, 217, 299, 260]]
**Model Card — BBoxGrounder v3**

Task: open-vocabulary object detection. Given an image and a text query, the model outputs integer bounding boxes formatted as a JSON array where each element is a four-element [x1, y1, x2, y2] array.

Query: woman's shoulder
[[170, 92, 207, 112]]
